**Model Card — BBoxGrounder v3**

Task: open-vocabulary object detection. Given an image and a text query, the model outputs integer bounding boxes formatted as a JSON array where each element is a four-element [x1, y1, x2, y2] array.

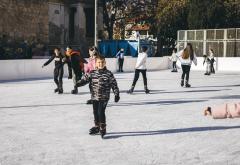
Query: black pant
[[118, 58, 124, 72], [93, 101, 108, 124], [67, 61, 72, 78], [172, 61, 177, 69], [132, 69, 147, 87], [210, 61, 215, 73], [54, 66, 64, 89], [181, 65, 191, 81]]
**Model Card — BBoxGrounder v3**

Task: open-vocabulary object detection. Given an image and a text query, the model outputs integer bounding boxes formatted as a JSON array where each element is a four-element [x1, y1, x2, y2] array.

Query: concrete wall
[[0, 57, 169, 81]]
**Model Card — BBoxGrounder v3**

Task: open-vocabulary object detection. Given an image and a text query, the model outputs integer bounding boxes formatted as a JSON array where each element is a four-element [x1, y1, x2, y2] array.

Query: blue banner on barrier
[[118, 41, 129, 55], [109, 41, 118, 57], [99, 41, 110, 57], [128, 41, 138, 57], [98, 40, 143, 57]]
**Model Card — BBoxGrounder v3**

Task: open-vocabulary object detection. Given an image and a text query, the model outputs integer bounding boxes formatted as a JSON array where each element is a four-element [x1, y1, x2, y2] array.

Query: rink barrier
[[1, 57, 240, 81], [171, 57, 240, 72], [0, 57, 169, 81]]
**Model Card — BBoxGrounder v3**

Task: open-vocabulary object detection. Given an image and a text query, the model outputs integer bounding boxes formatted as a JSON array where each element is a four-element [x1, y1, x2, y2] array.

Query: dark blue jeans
[[181, 65, 191, 81]]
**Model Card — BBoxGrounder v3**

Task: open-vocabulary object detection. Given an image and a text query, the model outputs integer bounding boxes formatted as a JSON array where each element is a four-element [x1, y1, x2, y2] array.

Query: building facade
[[0, 0, 103, 59]]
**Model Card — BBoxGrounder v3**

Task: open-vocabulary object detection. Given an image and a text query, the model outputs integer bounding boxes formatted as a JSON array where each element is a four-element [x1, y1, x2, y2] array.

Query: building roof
[[126, 24, 150, 31]]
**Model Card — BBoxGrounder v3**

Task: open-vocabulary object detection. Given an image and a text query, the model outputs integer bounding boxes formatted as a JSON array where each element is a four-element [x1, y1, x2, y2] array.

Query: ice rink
[[1, 70, 240, 165]]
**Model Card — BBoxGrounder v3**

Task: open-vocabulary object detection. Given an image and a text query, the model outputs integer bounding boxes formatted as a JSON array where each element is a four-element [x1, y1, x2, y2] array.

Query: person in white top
[[170, 48, 178, 72], [209, 49, 215, 74], [176, 43, 197, 87], [127, 46, 150, 94], [203, 54, 211, 75]]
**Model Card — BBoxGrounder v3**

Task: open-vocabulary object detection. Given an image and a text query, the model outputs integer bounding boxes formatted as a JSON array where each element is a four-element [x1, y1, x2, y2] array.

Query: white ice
[[0, 70, 240, 165]]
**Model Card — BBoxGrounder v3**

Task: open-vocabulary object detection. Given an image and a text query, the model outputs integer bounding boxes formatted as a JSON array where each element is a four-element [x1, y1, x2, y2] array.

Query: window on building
[[69, 7, 76, 42], [84, 8, 94, 38]]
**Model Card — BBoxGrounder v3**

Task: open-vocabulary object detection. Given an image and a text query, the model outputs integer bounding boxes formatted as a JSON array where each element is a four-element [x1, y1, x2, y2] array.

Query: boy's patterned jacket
[[76, 67, 119, 101]]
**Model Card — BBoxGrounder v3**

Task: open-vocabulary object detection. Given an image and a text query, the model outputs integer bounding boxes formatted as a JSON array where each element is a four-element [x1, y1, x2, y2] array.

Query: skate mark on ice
[[103, 126, 240, 139], [208, 95, 240, 99], [108, 99, 207, 107], [190, 84, 240, 88], [151, 89, 230, 95], [120, 89, 164, 93], [0, 102, 84, 109]]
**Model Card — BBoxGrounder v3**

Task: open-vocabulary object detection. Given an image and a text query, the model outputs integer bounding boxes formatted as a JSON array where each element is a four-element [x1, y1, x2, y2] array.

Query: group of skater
[[168, 43, 197, 87], [43, 43, 238, 139], [42, 46, 88, 94], [169, 47, 216, 76], [42, 45, 150, 138]]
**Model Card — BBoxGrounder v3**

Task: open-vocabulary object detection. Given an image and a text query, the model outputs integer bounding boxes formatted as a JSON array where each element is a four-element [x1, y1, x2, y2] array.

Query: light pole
[[137, 31, 140, 54], [216, 41, 219, 71], [94, 0, 98, 47]]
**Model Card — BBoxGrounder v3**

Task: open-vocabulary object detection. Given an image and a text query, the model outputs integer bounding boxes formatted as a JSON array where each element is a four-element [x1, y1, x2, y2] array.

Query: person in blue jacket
[[116, 48, 125, 72]]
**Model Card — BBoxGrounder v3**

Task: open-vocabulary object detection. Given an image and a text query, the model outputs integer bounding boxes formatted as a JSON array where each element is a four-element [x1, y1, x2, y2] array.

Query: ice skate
[[127, 86, 134, 94], [100, 123, 106, 139], [71, 86, 78, 94], [180, 79, 184, 87], [89, 126, 100, 135], [54, 88, 59, 93], [100, 129, 106, 138], [58, 88, 63, 94], [185, 81, 191, 88], [144, 86, 150, 94], [58, 84, 63, 94]]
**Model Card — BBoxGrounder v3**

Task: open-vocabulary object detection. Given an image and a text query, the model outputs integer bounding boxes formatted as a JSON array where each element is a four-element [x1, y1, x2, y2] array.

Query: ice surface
[[0, 70, 240, 165]]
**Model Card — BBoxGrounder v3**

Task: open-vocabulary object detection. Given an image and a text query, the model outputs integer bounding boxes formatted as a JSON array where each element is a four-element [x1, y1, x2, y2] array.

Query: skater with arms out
[[76, 56, 120, 138]]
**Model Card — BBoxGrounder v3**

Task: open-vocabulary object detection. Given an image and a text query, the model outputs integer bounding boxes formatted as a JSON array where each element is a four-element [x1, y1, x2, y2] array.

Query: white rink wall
[[1, 57, 239, 81], [173, 57, 240, 72], [0, 57, 170, 81]]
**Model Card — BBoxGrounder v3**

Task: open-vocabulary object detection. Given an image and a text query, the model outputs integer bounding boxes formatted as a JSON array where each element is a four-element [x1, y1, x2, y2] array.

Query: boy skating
[[76, 56, 120, 138]]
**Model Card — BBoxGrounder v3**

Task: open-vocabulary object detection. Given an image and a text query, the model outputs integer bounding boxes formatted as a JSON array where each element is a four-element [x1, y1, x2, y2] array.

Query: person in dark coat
[[65, 46, 87, 94], [42, 48, 64, 94]]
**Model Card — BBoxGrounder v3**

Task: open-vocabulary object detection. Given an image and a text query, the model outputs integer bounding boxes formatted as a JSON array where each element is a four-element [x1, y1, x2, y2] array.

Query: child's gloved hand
[[114, 95, 120, 102]]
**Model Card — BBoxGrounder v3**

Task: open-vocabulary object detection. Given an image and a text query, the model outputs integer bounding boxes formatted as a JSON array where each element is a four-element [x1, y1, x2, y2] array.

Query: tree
[[188, 0, 227, 29], [188, 0, 240, 29], [101, 0, 126, 39], [224, 0, 240, 27], [101, 0, 158, 40], [155, 0, 188, 55]]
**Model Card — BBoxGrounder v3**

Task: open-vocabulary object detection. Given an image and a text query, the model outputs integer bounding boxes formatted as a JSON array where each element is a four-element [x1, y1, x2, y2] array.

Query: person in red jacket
[[65, 46, 87, 94], [204, 102, 240, 119]]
